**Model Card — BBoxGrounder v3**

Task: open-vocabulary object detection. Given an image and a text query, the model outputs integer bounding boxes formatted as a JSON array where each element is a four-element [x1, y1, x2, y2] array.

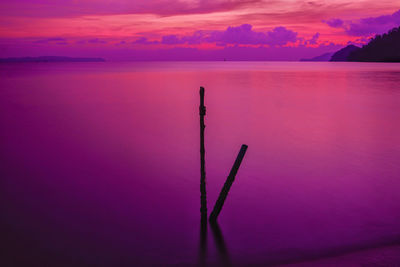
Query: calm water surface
[[1, 62, 400, 266]]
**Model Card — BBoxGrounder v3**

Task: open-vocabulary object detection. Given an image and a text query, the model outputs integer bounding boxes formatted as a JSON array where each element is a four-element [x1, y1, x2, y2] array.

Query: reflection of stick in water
[[199, 87, 207, 221], [210, 221, 231, 267], [209, 144, 248, 222], [198, 218, 207, 267]]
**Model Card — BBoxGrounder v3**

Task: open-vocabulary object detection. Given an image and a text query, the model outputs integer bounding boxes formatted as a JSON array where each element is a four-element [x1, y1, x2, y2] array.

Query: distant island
[[301, 26, 400, 63], [0, 56, 105, 63]]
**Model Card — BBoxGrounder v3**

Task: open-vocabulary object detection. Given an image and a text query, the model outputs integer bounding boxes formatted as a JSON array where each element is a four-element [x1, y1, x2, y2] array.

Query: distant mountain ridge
[[300, 52, 334, 62], [0, 56, 105, 62], [330, 45, 361, 62]]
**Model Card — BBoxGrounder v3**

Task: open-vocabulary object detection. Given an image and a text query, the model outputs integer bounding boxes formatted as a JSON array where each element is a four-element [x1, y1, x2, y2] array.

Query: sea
[[1, 61, 400, 266]]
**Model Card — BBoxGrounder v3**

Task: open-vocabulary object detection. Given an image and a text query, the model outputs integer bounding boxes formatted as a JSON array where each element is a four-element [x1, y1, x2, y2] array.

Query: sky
[[0, 0, 399, 60]]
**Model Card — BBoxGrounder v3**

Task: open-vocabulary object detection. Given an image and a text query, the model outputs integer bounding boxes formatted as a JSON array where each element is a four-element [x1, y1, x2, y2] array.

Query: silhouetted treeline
[[348, 26, 400, 62]]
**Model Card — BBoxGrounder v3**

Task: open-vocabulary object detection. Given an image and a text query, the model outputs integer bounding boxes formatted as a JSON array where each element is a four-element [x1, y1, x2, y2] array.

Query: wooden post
[[199, 87, 207, 220], [209, 144, 248, 222]]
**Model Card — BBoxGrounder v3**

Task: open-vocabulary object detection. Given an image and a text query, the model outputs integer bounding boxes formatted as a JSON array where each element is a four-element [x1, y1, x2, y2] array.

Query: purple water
[[1, 62, 400, 266]]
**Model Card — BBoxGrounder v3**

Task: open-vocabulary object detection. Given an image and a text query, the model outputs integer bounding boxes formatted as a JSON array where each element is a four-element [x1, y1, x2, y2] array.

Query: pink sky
[[0, 0, 399, 60]]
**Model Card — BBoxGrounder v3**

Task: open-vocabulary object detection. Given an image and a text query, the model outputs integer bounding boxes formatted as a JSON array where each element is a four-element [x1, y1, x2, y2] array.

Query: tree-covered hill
[[348, 26, 400, 62]]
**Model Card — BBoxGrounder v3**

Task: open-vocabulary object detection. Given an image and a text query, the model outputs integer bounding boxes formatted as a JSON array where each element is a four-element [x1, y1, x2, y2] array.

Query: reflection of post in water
[[210, 221, 231, 267], [199, 86, 207, 220], [198, 218, 207, 266]]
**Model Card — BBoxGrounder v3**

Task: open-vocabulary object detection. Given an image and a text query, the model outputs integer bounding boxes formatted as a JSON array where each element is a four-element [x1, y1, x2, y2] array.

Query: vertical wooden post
[[199, 87, 207, 220], [209, 144, 248, 222]]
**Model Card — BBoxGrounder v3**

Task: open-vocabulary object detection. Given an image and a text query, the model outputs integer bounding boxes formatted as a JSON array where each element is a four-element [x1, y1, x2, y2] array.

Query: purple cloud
[[264, 26, 298, 46], [33, 37, 67, 44], [206, 24, 298, 46], [88, 38, 107, 44], [157, 24, 298, 46], [207, 24, 268, 44], [161, 35, 186, 44], [307, 32, 320, 45], [346, 10, 400, 36], [324, 9, 400, 36], [180, 31, 206, 44], [133, 37, 160, 45], [323, 18, 344, 28]]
